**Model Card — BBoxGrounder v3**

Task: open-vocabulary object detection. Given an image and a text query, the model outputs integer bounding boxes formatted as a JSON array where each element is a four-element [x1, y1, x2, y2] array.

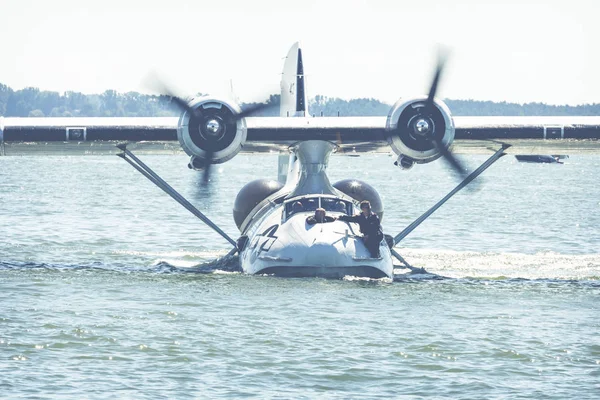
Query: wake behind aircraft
[[1, 43, 600, 279]]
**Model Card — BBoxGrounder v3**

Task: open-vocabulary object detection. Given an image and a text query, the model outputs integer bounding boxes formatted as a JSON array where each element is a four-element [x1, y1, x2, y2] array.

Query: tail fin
[[280, 42, 308, 117]]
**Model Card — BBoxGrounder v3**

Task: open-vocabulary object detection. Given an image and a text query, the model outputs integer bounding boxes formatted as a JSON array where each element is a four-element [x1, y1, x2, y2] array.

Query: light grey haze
[[1, 0, 599, 105]]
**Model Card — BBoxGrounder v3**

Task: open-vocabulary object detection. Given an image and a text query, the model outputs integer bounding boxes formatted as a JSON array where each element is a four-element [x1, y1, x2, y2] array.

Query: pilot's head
[[314, 207, 326, 222], [335, 201, 346, 212], [292, 201, 303, 212], [360, 200, 371, 216]]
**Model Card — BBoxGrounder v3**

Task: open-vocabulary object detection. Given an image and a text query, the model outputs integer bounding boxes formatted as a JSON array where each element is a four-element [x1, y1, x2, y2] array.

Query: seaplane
[[2, 43, 600, 279]]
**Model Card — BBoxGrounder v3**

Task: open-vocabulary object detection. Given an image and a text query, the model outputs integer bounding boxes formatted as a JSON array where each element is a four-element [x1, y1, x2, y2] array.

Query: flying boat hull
[[240, 209, 393, 279], [234, 137, 393, 279]]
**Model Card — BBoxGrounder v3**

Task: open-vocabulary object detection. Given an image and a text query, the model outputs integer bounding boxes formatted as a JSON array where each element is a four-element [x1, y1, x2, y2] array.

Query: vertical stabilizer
[[229, 79, 240, 104], [280, 42, 308, 117]]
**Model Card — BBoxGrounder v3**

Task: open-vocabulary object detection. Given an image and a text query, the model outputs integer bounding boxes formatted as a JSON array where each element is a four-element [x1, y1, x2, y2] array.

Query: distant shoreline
[[1, 82, 599, 118]]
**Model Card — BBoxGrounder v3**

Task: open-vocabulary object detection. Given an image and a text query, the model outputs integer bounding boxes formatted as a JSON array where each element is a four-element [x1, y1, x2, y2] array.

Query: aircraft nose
[[305, 241, 342, 266]]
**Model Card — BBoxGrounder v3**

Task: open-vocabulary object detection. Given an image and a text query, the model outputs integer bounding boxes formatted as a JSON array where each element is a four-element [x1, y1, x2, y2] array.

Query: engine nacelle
[[233, 179, 284, 230], [333, 179, 384, 222], [178, 97, 247, 165], [385, 96, 455, 164]]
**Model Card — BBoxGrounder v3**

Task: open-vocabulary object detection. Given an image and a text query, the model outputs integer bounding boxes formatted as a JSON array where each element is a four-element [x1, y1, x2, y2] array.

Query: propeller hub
[[205, 119, 222, 136], [413, 118, 431, 137]]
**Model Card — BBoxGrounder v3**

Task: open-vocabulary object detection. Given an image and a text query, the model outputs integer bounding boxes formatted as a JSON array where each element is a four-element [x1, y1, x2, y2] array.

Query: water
[[1, 153, 599, 398]]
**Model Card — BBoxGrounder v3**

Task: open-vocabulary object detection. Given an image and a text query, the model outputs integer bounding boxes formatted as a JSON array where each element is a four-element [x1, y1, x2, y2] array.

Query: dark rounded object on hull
[[333, 179, 384, 221], [233, 179, 284, 229], [237, 235, 249, 252]]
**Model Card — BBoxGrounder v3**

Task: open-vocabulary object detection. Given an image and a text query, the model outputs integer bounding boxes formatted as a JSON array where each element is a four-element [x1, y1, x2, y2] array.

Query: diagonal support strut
[[116, 143, 237, 249], [394, 144, 510, 246], [390, 248, 427, 274]]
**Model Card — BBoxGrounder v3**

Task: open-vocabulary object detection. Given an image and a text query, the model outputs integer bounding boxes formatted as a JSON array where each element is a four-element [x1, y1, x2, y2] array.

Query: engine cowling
[[177, 97, 247, 165], [333, 179, 384, 222], [385, 96, 455, 167]]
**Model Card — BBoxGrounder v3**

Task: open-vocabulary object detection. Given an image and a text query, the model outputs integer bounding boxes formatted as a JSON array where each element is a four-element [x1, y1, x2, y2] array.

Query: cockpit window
[[285, 197, 350, 219], [321, 198, 349, 213], [305, 198, 318, 211]]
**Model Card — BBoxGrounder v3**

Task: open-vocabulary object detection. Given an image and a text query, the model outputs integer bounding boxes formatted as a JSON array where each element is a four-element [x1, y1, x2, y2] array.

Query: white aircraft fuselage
[[238, 140, 394, 279]]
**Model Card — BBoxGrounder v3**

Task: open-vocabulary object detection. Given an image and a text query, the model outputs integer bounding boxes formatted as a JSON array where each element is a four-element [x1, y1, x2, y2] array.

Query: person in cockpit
[[337, 200, 383, 257], [291, 201, 304, 215], [306, 208, 335, 225], [334, 201, 346, 213]]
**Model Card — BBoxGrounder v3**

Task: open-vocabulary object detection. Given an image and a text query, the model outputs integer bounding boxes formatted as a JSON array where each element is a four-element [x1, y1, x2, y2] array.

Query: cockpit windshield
[[285, 197, 351, 219]]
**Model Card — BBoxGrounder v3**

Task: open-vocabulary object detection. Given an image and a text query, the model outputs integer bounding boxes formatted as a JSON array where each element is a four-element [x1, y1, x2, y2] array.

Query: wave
[[0, 253, 242, 274], [395, 248, 600, 280], [1, 248, 598, 282]]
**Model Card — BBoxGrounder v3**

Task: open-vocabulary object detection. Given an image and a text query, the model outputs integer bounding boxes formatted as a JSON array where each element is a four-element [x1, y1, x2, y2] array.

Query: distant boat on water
[[515, 155, 568, 164]]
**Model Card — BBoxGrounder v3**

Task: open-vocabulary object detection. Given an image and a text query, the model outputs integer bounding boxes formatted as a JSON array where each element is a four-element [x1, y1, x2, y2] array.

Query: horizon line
[[2, 82, 599, 108]]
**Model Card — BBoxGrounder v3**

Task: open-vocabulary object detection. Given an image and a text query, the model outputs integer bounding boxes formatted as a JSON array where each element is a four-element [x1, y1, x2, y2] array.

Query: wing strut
[[389, 248, 427, 274], [116, 143, 238, 249], [393, 144, 511, 246]]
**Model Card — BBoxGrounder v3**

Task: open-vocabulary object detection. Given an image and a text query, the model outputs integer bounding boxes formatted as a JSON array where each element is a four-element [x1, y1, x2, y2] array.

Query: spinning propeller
[[419, 52, 469, 180], [148, 77, 276, 185]]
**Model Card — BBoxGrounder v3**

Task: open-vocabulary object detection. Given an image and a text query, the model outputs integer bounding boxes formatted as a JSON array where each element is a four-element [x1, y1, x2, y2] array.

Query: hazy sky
[[1, 0, 598, 105]]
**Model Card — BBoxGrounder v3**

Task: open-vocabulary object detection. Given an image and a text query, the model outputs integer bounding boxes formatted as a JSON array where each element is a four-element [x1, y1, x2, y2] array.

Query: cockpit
[[284, 196, 352, 220]]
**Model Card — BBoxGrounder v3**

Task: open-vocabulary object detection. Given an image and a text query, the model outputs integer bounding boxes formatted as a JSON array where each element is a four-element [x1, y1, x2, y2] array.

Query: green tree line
[[1, 82, 599, 117]]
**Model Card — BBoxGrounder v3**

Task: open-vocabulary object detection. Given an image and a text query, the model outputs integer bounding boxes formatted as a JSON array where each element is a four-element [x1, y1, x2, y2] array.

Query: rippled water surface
[[1, 154, 599, 398]]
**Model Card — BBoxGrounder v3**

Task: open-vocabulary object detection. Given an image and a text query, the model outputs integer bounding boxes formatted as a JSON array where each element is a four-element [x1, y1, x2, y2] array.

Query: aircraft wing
[[452, 116, 600, 154], [246, 116, 600, 155], [2, 115, 600, 156], [0, 117, 179, 156]]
